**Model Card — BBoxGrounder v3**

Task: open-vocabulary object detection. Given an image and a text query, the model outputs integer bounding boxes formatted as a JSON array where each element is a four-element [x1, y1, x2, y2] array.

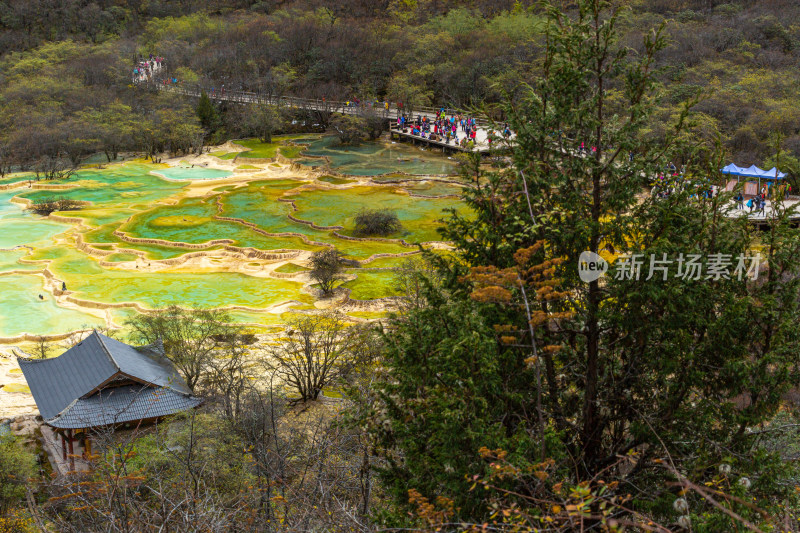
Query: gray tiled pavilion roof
[[49, 385, 202, 429], [18, 331, 199, 429]]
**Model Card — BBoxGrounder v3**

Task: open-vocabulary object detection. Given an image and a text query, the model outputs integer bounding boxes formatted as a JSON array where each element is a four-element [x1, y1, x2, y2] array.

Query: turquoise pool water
[[0, 148, 467, 339], [297, 136, 458, 176]]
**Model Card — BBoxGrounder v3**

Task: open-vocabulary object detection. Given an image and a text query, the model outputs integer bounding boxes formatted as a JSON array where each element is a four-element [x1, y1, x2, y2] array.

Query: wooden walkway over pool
[[389, 126, 500, 153], [141, 81, 509, 153]]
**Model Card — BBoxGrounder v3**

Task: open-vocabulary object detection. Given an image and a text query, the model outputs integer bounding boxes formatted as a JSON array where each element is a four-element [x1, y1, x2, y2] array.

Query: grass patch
[[279, 145, 306, 159], [232, 139, 280, 159], [321, 387, 346, 399], [275, 262, 309, 274], [318, 175, 354, 185]]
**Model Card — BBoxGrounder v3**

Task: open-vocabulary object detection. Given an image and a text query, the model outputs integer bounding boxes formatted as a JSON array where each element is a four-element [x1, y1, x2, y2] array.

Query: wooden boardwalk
[[389, 127, 496, 153], [143, 81, 505, 153]]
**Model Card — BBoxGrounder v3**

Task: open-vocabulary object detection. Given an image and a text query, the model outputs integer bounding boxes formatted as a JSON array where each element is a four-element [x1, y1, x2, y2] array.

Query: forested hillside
[[1, 0, 800, 172], [5, 1, 800, 532]]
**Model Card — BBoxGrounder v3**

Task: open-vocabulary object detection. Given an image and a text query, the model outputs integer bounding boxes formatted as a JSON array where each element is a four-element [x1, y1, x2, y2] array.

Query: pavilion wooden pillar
[[67, 429, 75, 471], [61, 432, 67, 462]]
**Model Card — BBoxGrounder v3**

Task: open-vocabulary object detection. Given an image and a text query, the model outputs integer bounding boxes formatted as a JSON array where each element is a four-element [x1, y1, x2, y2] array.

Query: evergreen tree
[[0, 435, 37, 516], [245, 103, 284, 144], [196, 91, 220, 132], [371, 0, 800, 528]]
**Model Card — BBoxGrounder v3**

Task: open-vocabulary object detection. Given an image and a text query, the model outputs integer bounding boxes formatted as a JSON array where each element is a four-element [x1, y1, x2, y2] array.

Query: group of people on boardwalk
[[395, 109, 512, 149], [651, 162, 690, 199], [650, 159, 796, 218], [736, 191, 768, 214], [345, 98, 391, 111], [132, 54, 164, 83], [734, 183, 792, 214], [397, 112, 479, 147], [652, 162, 738, 202]]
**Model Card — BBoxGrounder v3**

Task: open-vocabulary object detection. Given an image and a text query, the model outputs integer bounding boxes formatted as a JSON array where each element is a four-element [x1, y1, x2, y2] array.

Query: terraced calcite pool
[[0, 136, 465, 342]]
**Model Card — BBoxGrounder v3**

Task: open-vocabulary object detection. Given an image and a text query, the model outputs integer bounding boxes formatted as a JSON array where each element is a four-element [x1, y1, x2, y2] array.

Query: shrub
[[331, 114, 369, 145], [27, 196, 82, 215], [353, 209, 402, 236]]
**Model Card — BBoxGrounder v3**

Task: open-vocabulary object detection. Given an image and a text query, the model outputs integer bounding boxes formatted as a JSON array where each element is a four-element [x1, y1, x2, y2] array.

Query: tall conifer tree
[[372, 0, 800, 528]]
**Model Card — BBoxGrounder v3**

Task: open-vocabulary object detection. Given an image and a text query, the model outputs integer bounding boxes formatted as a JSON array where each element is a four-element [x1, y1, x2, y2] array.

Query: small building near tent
[[721, 163, 788, 196], [17, 331, 202, 473]]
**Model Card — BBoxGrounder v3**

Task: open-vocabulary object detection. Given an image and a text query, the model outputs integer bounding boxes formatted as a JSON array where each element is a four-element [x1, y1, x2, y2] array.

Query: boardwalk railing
[[142, 80, 492, 126]]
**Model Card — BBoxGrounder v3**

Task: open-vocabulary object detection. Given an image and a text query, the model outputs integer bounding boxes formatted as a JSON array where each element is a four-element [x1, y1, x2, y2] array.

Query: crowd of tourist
[[132, 55, 164, 83], [734, 183, 792, 214], [650, 160, 796, 217], [651, 163, 721, 201], [395, 109, 512, 149]]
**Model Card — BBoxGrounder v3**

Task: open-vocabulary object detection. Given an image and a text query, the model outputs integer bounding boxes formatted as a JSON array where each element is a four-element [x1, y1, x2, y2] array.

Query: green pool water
[[216, 180, 306, 235], [41, 247, 305, 310], [227, 136, 319, 160], [0, 274, 104, 337], [153, 167, 233, 180], [0, 250, 41, 273], [288, 186, 465, 243], [226, 310, 305, 328], [83, 224, 201, 260], [122, 195, 319, 252], [0, 192, 72, 249], [403, 181, 464, 197], [0, 173, 34, 186], [298, 136, 458, 176], [0, 145, 468, 339], [343, 270, 401, 300], [19, 164, 185, 208], [215, 182, 418, 258], [106, 252, 140, 262], [318, 175, 356, 185]]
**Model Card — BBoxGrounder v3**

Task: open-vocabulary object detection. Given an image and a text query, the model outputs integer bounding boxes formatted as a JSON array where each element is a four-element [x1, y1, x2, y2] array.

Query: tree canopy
[[369, 0, 800, 529], [3, 1, 800, 167]]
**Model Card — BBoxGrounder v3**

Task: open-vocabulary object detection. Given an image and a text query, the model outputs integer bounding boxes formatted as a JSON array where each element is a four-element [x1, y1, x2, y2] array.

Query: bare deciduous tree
[[308, 248, 345, 296], [127, 306, 243, 391], [269, 312, 372, 402], [29, 336, 51, 360]]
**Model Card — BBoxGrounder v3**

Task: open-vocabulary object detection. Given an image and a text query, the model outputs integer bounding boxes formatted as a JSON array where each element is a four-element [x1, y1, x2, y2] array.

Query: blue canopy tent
[[721, 163, 787, 196]]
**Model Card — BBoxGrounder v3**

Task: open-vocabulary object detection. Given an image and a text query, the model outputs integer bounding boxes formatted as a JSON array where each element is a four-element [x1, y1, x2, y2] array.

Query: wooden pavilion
[[18, 331, 201, 472]]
